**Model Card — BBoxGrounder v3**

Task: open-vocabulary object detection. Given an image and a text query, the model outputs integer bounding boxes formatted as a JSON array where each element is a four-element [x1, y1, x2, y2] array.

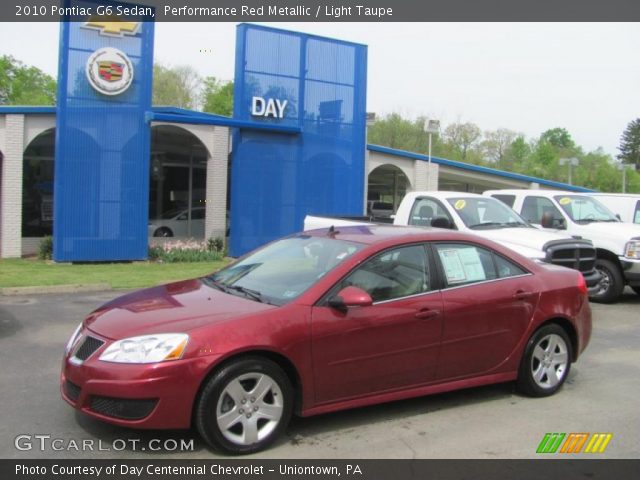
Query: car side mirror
[[615, 213, 621, 221], [541, 212, 565, 229], [328, 286, 373, 311]]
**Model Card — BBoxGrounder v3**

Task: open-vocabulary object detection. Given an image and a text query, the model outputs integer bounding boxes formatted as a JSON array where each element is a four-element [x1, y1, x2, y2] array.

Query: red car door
[[433, 243, 538, 380], [311, 244, 444, 404]]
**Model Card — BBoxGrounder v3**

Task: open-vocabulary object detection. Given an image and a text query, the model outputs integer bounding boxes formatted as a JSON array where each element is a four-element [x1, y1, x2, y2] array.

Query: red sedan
[[61, 225, 591, 454]]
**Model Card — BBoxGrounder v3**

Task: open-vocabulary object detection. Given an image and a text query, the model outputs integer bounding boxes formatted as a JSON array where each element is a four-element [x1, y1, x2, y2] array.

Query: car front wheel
[[195, 357, 293, 455], [517, 324, 572, 397], [153, 227, 173, 237]]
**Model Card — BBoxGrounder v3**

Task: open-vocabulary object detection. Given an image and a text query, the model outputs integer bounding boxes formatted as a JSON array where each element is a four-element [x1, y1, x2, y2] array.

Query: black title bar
[[3, 0, 640, 22]]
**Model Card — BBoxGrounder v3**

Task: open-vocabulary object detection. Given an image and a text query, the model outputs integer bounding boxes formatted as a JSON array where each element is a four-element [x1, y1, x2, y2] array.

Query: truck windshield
[[554, 195, 619, 223], [206, 236, 363, 306], [447, 197, 529, 230]]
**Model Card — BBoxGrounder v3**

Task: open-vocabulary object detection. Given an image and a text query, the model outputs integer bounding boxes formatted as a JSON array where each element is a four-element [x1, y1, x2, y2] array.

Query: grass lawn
[[0, 258, 231, 290]]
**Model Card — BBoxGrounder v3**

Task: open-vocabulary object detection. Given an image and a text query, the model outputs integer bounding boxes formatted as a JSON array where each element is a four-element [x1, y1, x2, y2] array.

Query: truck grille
[[544, 240, 596, 273]]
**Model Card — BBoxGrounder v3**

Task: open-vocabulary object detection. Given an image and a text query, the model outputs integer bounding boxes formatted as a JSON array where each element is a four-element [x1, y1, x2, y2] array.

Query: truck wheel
[[590, 259, 624, 304]]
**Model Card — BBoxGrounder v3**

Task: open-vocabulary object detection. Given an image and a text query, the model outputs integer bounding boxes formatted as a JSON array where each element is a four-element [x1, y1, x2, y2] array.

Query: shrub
[[38, 236, 53, 260]]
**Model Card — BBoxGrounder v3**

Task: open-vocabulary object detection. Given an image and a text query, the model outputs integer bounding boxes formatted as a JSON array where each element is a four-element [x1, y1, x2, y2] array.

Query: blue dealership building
[[0, 14, 590, 261]]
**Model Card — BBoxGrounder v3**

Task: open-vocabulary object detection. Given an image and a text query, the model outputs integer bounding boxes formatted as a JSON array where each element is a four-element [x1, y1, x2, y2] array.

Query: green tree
[[502, 135, 531, 172], [201, 77, 234, 116], [152, 64, 202, 109], [482, 128, 518, 164], [540, 127, 576, 150], [367, 113, 436, 154], [442, 122, 482, 162], [0, 55, 56, 105], [618, 118, 640, 168]]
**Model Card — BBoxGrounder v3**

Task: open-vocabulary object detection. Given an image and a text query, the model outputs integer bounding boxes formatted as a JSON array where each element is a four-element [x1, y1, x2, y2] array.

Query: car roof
[[304, 224, 487, 246], [484, 189, 580, 196]]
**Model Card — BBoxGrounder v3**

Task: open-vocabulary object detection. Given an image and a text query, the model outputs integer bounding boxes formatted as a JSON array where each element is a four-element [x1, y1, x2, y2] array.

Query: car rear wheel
[[195, 357, 293, 455], [153, 227, 173, 237], [590, 259, 624, 303], [517, 324, 572, 397]]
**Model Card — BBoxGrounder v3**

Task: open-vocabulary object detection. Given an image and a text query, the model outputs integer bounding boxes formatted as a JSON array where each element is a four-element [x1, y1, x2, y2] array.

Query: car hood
[[480, 227, 572, 259], [85, 278, 276, 340]]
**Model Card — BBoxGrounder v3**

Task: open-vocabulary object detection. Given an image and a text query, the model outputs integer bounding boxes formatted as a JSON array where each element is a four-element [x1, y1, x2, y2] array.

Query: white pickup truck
[[305, 191, 601, 297], [484, 189, 640, 303]]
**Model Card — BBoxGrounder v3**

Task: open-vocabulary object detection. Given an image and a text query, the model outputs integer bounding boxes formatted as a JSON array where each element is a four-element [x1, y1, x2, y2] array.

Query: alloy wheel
[[530, 333, 569, 389]]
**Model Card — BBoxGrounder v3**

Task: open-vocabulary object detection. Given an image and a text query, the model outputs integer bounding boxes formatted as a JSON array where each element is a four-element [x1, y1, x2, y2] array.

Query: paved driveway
[[0, 289, 638, 459]]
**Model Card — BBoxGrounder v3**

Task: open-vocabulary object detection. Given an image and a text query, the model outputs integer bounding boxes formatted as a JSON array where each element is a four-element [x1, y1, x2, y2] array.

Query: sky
[[1, 22, 639, 156]]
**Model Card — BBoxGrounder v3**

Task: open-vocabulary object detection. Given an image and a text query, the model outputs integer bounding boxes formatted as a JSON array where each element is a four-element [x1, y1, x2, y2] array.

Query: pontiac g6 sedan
[[61, 226, 591, 454]]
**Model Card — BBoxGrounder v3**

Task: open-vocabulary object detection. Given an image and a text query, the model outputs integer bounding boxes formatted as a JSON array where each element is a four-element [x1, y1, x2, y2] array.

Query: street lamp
[[559, 157, 580, 185], [423, 119, 440, 189], [618, 163, 636, 193]]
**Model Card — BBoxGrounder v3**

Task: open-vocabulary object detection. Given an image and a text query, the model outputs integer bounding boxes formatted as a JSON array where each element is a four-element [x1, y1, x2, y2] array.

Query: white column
[[204, 126, 229, 240], [414, 160, 439, 191], [1, 115, 25, 258]]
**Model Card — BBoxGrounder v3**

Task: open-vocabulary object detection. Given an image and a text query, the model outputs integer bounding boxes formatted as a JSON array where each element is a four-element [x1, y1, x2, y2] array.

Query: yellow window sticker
[[454, 199, 466, 210], [559, 197, 572, 205]]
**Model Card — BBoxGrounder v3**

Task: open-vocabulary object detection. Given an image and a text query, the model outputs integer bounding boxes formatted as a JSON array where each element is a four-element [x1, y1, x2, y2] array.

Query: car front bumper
[[60, 332, 220, 429]]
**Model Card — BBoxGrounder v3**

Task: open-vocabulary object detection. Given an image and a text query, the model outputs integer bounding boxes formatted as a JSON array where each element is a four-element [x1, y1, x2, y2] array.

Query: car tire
[[195, 356, 293, 455], [590, 259, 624, 303], [516, 324, 572, 398], [153, 227, 173, 237]]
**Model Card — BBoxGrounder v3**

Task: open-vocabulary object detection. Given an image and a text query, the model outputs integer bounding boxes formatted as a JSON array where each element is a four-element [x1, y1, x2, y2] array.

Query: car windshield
[[554, 195, 619, 223], [207, 235, 363, 306], [447, 197, 529, 230]]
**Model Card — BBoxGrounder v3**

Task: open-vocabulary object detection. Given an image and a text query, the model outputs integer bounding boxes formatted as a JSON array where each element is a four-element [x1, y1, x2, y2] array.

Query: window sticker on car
[[438, 247, 487, 284], [559, 197, 572, 205], [454, 199, 466, 210], [439, 249, 466, 283]]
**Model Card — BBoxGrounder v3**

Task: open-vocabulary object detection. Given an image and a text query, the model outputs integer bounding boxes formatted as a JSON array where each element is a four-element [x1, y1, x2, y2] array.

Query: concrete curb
[[0, 283, 112, 296]]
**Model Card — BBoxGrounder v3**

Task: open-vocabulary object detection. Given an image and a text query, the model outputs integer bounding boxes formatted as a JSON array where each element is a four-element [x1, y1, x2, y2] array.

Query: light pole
[[559, 157, 580, 185], [618, 163, 636, 193], [424, 119, 440, 190]]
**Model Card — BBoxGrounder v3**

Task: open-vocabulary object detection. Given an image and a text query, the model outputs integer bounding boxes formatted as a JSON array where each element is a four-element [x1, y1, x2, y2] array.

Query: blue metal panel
[[53, 0, 154, 261], [230, 25, 368, 256]]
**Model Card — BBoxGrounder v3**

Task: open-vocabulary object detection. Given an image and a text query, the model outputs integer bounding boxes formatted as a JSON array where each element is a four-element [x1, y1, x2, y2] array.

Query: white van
[[590, 193, 640, 224]]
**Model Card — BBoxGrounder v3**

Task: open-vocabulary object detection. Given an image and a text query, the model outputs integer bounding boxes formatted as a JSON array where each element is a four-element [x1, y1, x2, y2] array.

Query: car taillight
[[577, 274, 588, 296]]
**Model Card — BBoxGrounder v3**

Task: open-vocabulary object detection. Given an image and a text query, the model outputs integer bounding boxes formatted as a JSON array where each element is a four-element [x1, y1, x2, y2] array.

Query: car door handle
[[415, 309, 440, 319], [513, 290, 534, 300]]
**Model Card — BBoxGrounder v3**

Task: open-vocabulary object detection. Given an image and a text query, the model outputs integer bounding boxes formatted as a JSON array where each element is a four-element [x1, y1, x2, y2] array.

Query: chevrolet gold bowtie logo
[[83, 17, 140, 37]]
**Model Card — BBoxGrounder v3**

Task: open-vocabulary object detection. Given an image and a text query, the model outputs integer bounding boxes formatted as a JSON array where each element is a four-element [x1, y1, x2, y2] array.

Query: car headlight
[[624, 240, 640, 259], [65, 323, 83, 354], [99, 333, 189, 364]]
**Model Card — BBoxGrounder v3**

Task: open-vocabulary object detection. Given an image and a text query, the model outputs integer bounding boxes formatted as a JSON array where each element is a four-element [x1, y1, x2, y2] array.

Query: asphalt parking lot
[[0, 288, 638, 459]]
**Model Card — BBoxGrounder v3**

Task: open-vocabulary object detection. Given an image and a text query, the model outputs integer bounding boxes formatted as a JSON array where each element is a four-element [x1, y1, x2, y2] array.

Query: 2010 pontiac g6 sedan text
[[61, 226, 592, 454]]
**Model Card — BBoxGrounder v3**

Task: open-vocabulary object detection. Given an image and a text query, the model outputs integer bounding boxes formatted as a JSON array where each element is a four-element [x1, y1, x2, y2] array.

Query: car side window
[[435, 243, 527, 287], [521, 196, 563, 226], [176, 213, 188, 221], [494, 254, 527, 278], [435, 243, 497, 286], [337, 245, 431, 303], [409, 198, 453, 228], [634, 201, 640, 224]]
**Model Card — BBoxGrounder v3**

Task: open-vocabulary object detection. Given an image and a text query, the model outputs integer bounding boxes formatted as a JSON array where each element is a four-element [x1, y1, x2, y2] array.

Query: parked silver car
[[148, 207, 205, 238]]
